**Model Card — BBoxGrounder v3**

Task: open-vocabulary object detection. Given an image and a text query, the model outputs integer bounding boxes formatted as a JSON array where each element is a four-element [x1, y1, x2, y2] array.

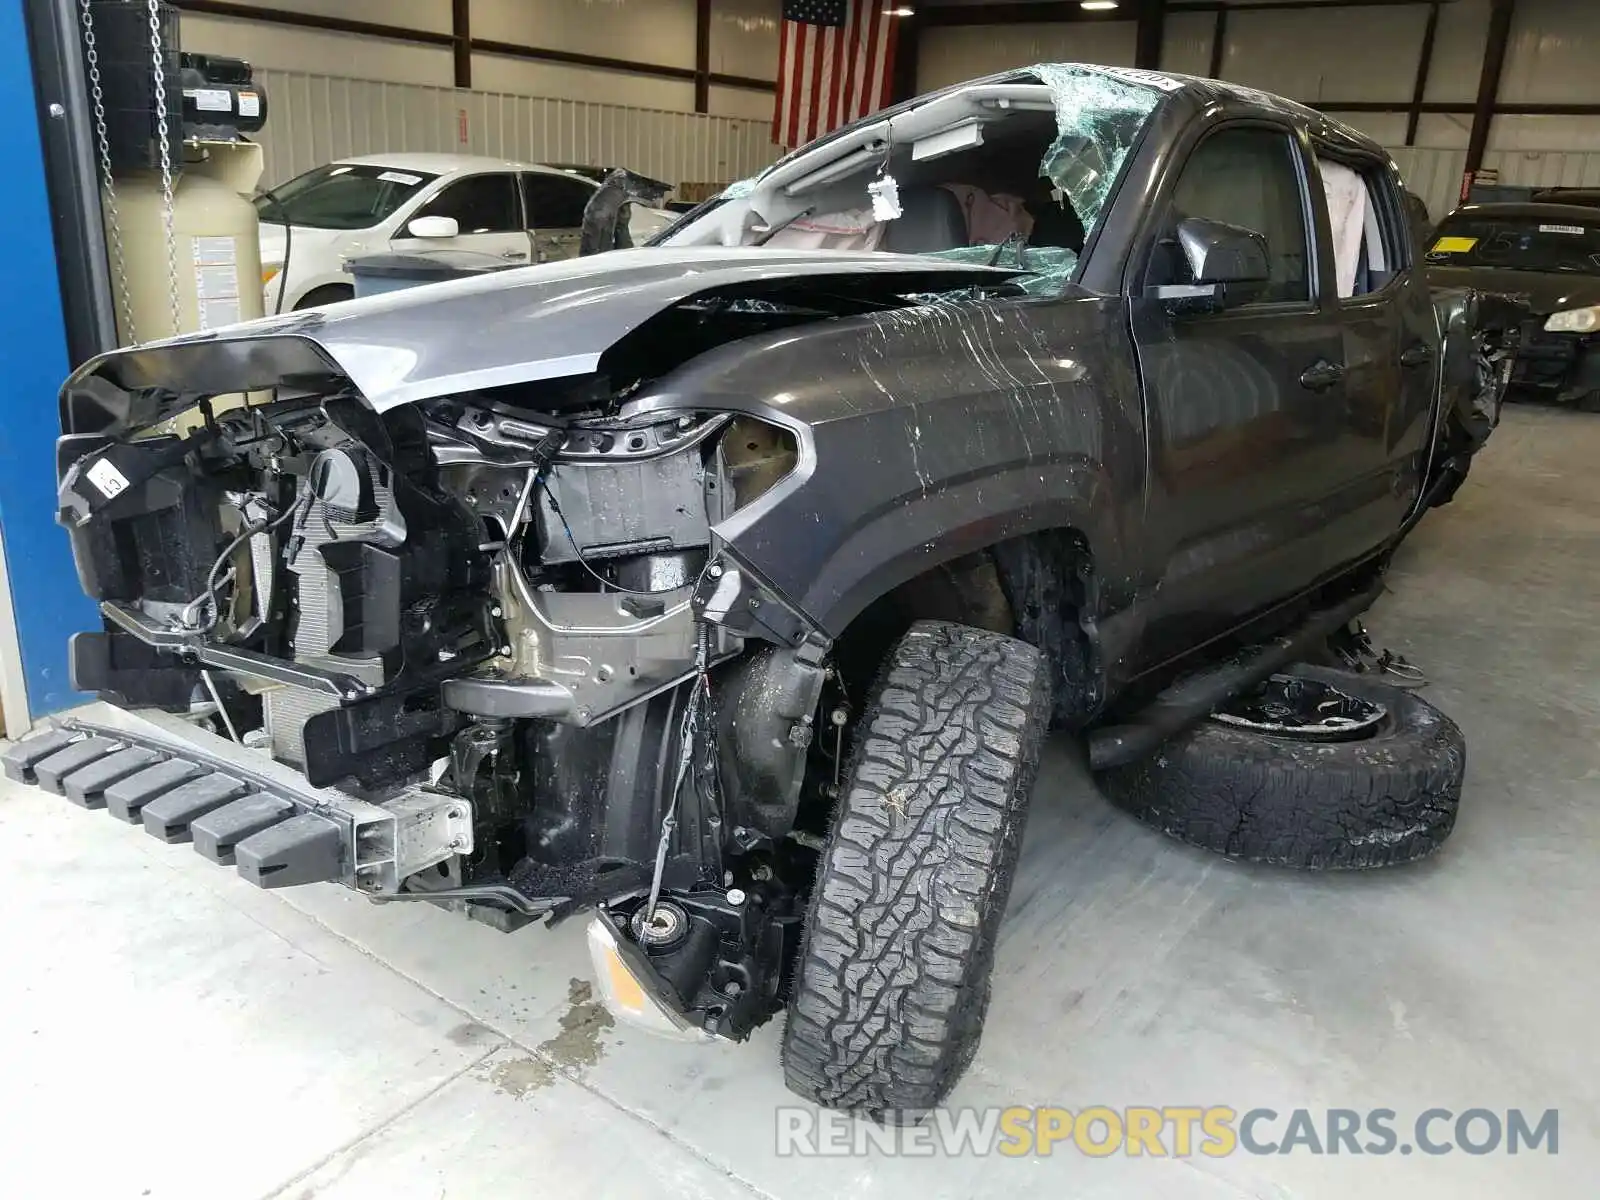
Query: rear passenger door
[[389, 172, 531, 263], [1313, 149, 1440, 561], [521, 172, 597, 262], [1130, 121, 1349, 664]]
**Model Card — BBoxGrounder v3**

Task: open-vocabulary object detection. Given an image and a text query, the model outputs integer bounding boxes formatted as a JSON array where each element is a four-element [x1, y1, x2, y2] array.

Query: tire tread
[[781, 620, 1050, 1116], [1100, 665, 1465, 869]]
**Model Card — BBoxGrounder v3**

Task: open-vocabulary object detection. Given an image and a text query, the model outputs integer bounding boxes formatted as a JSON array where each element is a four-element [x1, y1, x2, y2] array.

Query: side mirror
[[406, 215, 459, 239], [1177, 216, 1271, 285]]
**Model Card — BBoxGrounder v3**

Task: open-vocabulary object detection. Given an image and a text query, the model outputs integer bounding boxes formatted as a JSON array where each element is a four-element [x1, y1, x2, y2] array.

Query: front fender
[[631, 295, 1145, 638], [1433, 285, 1526, 450]]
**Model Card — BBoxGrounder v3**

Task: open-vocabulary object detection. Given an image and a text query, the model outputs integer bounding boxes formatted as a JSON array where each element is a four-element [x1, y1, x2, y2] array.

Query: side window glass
[[522, 174, 595, 229], [413, 174, 519, 234], [1319, 157, 1408, 299], [1159, 127, 1312, 305]]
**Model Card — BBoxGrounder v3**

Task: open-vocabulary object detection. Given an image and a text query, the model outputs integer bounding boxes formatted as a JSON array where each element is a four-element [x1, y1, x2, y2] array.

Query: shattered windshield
[[1032, 65, 1169, 234], [662, 65, 1164, 290]]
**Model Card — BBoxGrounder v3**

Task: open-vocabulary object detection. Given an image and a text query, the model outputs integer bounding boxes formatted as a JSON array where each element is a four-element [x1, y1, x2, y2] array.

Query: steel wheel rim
[[1211, 673, 1388, 742]]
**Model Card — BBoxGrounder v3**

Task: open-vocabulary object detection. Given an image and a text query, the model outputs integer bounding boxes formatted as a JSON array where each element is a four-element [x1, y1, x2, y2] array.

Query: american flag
[[774, 0, 900, 150]]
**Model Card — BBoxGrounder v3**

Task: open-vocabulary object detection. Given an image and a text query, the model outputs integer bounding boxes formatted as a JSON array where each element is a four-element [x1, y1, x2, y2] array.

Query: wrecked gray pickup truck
[[10, 65, 1517, 1117]]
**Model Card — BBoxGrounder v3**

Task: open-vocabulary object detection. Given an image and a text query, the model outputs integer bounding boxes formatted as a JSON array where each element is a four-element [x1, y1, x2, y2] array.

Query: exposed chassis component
[[2, 707, 470, 893]]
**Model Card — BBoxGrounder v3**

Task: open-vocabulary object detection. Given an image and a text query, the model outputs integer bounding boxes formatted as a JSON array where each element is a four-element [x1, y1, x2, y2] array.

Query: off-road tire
[[1098, 664, 1465, 869], [782, 620, 1050, 1118]]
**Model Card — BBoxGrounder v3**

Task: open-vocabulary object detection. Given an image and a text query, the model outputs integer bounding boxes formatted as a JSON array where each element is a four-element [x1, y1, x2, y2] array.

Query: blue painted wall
[[0, 1, 97, 716]]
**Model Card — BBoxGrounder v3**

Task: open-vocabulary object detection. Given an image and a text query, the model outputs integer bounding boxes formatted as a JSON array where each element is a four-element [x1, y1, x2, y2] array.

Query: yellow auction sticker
[[1430, 235, 1479, 253]]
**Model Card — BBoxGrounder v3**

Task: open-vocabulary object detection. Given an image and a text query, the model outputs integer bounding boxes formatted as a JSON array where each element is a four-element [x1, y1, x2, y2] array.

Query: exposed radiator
[[263, 683, 340, 766]]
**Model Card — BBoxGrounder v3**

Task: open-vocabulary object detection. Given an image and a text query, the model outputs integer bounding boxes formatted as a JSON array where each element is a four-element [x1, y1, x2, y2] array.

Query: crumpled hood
[[1427, 265, 1600, 317], [64, 248, 1014, 426]]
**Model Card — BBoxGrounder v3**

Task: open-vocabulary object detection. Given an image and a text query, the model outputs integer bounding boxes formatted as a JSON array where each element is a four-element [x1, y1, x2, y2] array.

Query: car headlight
[[1544, 305, 1600, 334]]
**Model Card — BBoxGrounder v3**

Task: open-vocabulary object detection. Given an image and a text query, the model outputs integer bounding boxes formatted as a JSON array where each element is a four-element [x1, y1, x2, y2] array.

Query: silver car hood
[[66, 247, 1014, 420]]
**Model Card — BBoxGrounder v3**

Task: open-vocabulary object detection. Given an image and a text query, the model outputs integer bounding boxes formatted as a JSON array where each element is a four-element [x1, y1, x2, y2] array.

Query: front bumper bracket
[[2, 706, 472, 894]]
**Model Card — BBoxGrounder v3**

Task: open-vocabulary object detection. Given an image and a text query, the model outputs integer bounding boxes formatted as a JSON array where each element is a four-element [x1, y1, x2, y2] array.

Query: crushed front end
[[20, 319, 846, 1042]]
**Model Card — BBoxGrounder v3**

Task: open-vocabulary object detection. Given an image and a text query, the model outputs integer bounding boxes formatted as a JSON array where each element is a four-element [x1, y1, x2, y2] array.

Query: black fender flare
[[1433, 285, 1524, 450]]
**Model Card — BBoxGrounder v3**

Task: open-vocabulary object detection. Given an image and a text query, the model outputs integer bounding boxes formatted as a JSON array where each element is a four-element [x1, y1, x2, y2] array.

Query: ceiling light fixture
[[887, 6, 915, 15], [1080, 1, 1120, 10]]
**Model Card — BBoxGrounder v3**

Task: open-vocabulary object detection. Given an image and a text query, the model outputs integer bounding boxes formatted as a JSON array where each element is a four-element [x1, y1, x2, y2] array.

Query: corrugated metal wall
[[248, 63, 1600, 220], [917, 21, 1137, 92], [909, 0, 1600, 222], [251, 68, 781, 189], [1388, 147, 1468, 222]]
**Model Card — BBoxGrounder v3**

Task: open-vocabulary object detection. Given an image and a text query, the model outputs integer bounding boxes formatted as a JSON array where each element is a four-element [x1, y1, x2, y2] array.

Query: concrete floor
[[1, 406, 1596, 1199]]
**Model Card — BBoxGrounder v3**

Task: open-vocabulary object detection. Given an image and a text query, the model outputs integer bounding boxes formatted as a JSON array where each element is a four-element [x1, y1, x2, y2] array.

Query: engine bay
[[57, 381, 807, 986]]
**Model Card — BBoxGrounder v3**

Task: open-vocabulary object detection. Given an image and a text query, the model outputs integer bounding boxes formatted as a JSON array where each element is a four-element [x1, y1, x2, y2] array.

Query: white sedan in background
[[257, 153, 677, 311]]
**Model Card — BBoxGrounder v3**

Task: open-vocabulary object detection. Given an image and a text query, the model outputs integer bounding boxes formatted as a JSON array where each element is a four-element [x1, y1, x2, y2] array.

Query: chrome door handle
[[1400, 343, 1433, 368], [1299, 360, 1345, 391], [501, 250, 527, 260]]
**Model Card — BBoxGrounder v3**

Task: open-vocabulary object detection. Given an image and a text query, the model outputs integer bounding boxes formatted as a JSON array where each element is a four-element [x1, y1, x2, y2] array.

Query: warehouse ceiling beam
[[471, 38, 772, 93], [1135, 0, 1165, 69], [694, 0, 711, 113], [1404, 0, 1440, 145], [1315, 100, 1600, 115], [1464, 0, 1514, 184], [452, 0, 471, 89], [1208, 6, 1227, 78], [176, 1, 454, 47], [892, 8, 923, 103], [921, 3, 1128, 26], [922, 0, 1456, 25], [173, 2, 775, 94]]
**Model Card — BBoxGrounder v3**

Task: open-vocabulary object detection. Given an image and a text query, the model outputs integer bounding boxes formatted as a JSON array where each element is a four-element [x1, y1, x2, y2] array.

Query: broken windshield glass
[[1031, 64, 1166, 236], [922, 244, 1079, 296], [664, 64, 1167, 285]]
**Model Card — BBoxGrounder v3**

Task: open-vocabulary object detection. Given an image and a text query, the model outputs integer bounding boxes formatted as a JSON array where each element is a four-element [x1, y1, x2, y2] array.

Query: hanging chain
[[79, 0, 136, 344], [148, 0, 182, 336]]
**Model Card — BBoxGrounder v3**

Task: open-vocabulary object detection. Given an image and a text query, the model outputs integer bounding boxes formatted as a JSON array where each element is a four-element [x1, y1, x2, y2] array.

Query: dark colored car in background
[[1531, 186, 1600, 210], [1427, 202, 1600, 409]]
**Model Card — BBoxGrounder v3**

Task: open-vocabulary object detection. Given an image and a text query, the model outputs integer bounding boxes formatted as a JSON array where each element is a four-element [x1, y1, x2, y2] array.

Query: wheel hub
[[630, 899, 690, 949], [1211, 674, 1387, 741]]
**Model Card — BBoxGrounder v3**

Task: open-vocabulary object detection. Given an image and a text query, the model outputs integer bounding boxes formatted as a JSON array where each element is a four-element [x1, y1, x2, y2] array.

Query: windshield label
[[1431, 235, 1478, 253], [1094, 66, 1183, 92], [378, 171, 423, 186], [1539, 223, 1586, 235]]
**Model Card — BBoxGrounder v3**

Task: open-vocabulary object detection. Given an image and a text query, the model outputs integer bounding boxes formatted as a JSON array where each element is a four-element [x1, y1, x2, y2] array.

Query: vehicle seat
[[882, 186, 967, 254]]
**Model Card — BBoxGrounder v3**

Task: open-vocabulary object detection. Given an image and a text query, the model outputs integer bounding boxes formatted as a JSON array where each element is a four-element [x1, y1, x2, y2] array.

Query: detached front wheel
[[782, 620, 1050, 1118], [1099, 664, 1465, 868]]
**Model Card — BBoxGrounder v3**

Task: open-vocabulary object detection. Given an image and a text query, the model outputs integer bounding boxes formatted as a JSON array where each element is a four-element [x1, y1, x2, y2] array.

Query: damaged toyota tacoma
[[9, 66, 1519, 1117]]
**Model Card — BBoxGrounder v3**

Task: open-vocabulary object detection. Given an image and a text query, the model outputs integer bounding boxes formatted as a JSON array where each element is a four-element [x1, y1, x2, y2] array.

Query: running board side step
[[3, 707, 472, 895], [1087, 581, 1386, 771]]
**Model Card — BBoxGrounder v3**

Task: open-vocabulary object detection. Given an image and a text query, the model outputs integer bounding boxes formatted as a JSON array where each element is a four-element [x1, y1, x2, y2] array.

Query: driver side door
[[1129, 121, 1348, 666], [388, 172, 532, 265]]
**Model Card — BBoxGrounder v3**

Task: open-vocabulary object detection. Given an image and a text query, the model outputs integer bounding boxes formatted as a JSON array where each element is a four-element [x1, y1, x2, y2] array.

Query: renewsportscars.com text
[[775, 1106, 1560, 1158]]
